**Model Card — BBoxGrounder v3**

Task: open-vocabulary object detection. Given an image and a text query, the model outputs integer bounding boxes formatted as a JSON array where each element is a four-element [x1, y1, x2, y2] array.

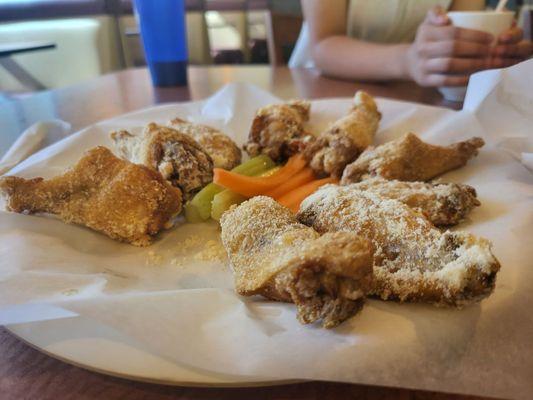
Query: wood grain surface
[[0, 66, 460, 156], [0, 327, 498, 400], [1, 66, 498, 400]]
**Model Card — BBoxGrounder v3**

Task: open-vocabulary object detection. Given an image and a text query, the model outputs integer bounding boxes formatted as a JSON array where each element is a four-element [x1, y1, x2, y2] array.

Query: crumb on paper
[[173, 234, 202, 257], [182, 235, 202, 251], [170, 257, 185, 268], [146, 250, 163, 266], [167, 234, 203, 268], [148, 234, 228, 268], [193, 239, 227, 263]]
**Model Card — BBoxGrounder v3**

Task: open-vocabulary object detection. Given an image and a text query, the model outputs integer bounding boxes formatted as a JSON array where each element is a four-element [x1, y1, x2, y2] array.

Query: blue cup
[[135, 0, 188, 86]]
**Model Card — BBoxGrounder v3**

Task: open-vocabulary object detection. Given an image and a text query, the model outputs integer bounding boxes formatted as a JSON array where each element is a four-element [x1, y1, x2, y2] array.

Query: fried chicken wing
[[345, 178, 480, 226], [167, 117, 241, 170], [220, 196, 373, 328], [243, 100, 312, 162], [306, 91, 381, 177], [341, 133, 485, 184], [111, 123, 213, 200], [297, 185, 500, 306], [0, 146, 182, 246]]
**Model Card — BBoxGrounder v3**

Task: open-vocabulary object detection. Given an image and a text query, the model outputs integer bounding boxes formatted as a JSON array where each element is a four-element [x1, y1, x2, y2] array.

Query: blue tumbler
[[135, 0, 188, 86]]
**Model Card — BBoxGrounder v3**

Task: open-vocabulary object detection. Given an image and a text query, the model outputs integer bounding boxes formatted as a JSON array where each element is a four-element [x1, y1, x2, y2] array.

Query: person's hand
[[404, 7, 493, 87], [490, 24, 533, 68]]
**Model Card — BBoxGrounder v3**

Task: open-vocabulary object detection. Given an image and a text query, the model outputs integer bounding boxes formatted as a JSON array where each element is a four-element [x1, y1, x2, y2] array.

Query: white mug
[[438, 11, 515, 102]]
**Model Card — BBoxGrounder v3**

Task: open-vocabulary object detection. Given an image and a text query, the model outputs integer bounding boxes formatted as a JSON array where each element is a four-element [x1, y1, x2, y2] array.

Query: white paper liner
[[1, 61, 532, 399]]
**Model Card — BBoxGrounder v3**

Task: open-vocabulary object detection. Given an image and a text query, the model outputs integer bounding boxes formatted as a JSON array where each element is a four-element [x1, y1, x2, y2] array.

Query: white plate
[[7, 317, 297, 387], [3, 79, 532, 399]]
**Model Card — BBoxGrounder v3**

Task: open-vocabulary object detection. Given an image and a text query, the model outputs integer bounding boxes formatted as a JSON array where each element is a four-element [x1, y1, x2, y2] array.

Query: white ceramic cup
[[438, 11, 515, 102]]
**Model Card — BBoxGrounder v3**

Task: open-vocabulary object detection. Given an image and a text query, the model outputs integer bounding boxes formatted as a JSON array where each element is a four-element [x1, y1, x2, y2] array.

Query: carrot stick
[[213, 154, 307, 197], [265, 168, 315, 199], [278, 177, 338, 213]]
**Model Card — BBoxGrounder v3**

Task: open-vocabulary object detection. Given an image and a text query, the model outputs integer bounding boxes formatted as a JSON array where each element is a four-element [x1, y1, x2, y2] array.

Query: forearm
[[449, 0, 484, 11], [313, 36, 410, 81]]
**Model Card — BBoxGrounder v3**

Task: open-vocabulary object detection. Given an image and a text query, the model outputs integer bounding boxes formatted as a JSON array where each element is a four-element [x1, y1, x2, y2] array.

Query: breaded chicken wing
[[345, 178, 480, 226], [341, 133, 484, 184], [167, 117, 241, 170], [111, 123, 213, 200], [297, 185, 500, 306], [220, 196, 373, 328], [0, 146, 182, 246], [244, 100, 312, 162], [306, 91, 381, 177]]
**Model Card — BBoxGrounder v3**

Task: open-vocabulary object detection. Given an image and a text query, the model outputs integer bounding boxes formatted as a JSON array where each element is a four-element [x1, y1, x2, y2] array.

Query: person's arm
[[492, 26, 532, 68], [304, 1, 494, 86], [449, 0, 485, 11], [303, 0, 407, 81]]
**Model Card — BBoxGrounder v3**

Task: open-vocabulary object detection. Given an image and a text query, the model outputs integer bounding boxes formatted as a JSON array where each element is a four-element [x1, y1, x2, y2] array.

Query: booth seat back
[[0, 16, 122, 91]]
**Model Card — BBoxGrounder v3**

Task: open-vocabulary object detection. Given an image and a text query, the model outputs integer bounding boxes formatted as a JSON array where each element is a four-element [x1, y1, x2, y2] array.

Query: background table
[[1, 66, 497, 400], [0, 41, 56, 91]]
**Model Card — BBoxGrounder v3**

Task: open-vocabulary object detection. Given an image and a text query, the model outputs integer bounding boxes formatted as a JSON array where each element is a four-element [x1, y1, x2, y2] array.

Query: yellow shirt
[[289, 0, 453, 67], [347, 0, 452, 43]]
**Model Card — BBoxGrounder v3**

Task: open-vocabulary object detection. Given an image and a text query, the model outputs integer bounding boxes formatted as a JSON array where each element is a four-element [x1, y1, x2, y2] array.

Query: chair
[[117, 0, 213, 67], [204, 0, 250, 64], [265, 11, 303, 65]]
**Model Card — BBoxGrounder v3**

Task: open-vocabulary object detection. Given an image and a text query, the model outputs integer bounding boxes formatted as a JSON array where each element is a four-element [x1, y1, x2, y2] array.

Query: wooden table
[[0, 65, 461, 157], [0, 66, 495, 400]]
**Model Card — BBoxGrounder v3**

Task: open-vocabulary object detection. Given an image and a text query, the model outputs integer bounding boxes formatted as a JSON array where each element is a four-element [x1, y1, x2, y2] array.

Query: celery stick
[[211, 191, 247, 221], [184, 201, 204, 223], [211, 166, 281, 221], [186, 183, 224, 221], [232, 154, 275, 174], [185, 155, 275, 223]]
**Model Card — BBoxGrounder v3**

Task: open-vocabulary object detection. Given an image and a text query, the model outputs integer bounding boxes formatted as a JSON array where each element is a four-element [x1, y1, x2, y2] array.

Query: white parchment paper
[[1, 61, 533, 399]]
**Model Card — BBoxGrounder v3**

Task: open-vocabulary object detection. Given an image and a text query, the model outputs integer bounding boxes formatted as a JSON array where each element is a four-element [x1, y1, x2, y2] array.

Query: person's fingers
[[418, 40, 490, 57], [424, 57, 488, 74], [450, 26, 494, 43], [492, 41, 533, 58], [498, 26, 523, 44], [425, 6, 450, 26], [424, 26, 493, 43], [424, 74, 470, 87], [489, 57, 523, 68]]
